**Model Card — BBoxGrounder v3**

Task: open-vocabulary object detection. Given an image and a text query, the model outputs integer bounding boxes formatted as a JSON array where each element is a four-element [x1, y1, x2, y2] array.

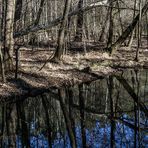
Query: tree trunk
[[99, 7, 110, 42], [30, 0, 45, 45], [14, 0, 22, 22], [107, 0, 114, 48], [0, 44, 6, 82], [74, 0, 83, 42], [0, 0, 6, 82], [135, 0, 142, 61], [128, 0, 137, 48], [4, 0, 16, 70], [52, 0, 72, 62]]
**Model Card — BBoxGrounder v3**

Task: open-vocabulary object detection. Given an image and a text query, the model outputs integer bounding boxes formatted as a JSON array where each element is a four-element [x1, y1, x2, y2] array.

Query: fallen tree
[[108, 1, 148, 55]]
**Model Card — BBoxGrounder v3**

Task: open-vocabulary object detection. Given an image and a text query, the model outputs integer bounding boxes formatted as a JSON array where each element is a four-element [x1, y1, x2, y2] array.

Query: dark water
[[0, 69, 148, 148]]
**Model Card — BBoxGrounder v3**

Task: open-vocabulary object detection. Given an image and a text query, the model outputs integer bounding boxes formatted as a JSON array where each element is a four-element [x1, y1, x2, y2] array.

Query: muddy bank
[[0, 41, 148, 101]]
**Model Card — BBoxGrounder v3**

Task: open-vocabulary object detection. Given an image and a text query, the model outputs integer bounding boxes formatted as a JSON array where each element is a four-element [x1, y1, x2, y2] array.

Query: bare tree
[[4, 0, 16, 70], [74, 0, 83, 42], [107, 1, 148, 55], [52, 0, 72, 62]]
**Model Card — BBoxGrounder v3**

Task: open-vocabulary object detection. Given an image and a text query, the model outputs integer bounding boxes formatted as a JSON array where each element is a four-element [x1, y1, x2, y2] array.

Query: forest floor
[[0, 39, 148, 101]]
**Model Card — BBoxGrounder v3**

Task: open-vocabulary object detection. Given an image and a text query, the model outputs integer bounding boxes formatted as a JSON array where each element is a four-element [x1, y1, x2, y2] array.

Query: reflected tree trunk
[[6, 104, 17, 147], [134, 101, 137, 147], [79, 84, 87, 148], [108, 76, 115, 148], [0, 105, 5, 147], [58, 89, 76, 148], [115, 75, 148, 117], [41, 95, 52, 148], [66, 87, 76, 144], [16, 101, 30, 148]]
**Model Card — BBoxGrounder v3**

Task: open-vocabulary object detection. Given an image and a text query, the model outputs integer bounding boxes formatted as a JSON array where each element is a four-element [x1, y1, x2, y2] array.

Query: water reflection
[[0, 69, 147, 148]]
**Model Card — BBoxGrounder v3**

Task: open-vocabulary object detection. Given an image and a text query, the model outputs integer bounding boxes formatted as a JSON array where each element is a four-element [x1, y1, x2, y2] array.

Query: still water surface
[[0, 69, 148, 148]]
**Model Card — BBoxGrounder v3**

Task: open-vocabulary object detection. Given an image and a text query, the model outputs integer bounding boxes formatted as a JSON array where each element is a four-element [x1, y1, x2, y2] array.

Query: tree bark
[[99, 7, 110, 42], [74, 0, 83, 42], [128, 0, 137, 48], [135, 0, 142, 61], [30, 0, 45, 45], [107, 0, 114, 48], [52, 0, 72, 61], [0, 43, 5, 82], [4, 0, 16, 70]]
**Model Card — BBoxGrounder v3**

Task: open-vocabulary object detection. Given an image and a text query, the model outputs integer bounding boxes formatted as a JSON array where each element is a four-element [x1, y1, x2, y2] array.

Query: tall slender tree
[[52, 0, 72, 62], [4, 0, 16, 70], [74, 0, 83, 42]]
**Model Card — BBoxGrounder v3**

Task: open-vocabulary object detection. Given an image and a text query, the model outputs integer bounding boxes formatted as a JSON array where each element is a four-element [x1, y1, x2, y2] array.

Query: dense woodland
[[0, 0, 147, 83], [0, 0, 148, 147]]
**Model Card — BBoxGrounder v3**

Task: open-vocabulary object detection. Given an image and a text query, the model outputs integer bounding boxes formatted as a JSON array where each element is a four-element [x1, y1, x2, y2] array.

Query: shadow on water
[[0, 69, 148, 148]]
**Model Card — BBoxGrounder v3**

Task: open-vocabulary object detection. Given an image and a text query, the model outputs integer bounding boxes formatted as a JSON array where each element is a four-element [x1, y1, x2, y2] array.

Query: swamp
[[0, 0, 148, 147]]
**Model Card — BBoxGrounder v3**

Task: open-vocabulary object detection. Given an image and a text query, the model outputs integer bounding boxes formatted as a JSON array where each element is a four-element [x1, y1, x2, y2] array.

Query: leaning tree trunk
[[52, 0, 72, 62], [4, 0, 16, 70], [108, 1, 148, 55], [58, 89, 77, 148], [74, 0, 83, 42]]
